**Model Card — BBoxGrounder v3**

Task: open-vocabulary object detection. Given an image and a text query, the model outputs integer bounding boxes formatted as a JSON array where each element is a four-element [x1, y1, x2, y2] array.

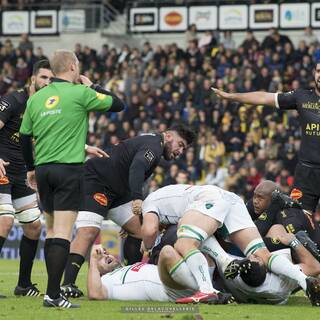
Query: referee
[[212, 62, 320, 216], [19, 49, 124, 308]]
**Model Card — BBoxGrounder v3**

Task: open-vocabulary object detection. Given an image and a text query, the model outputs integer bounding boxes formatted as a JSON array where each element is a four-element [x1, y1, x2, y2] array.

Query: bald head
[[253, 180, 279, 215]]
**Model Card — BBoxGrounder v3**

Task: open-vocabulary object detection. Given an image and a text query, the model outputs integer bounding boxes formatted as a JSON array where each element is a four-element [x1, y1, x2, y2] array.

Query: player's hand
[[132, 199, 143, 216], [211, 87, 231, 100], [91, 244, 107, 260], [85, 145, 109, 158], [0, 159, 9, 178], [26, 170, 37, 191], [79, 75, 93, 87], [119, 228, 128, 238]]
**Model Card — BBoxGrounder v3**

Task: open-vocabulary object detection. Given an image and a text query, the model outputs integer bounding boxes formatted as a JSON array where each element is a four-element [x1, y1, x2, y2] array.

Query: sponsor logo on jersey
[[93, 193, 108, 206], [96, 92, 107, 100], [0, 176, 9, 185], [144, 149, 155, 163], [131, 262, 146, 272], [258, 212, 267, 221], [271, 238, 280, 244], [0, 99, 9, 112], [290, 188, 303, 200], [45, 96, 60, 109], [205, 203, 214, 210]]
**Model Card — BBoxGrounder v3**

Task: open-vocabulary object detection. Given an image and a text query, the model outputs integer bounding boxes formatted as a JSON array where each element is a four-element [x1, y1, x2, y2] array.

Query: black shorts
[[35, 163, 83, 213], [0, 171, 34, 200], [80, 167, 118, 218], [294, 162, 320, 212]]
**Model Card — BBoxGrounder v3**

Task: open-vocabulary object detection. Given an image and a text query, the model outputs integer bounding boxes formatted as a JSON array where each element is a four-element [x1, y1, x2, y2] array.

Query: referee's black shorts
[[294, 162, 320, 212], [35, 163, 84, 213]]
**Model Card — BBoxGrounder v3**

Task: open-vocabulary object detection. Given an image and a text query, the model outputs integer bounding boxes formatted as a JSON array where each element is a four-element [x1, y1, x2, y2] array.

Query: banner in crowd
[[189, 6, 218, 30], [129, 7, 158, 32], [219, 5, 248, 30], [0, 223, 122, 261], [30, 10, 58, 34], [280, 3, 310, 28], [159, 7, 188, 31], [59, 9, 85, 32], [249, 4, 279, 29], [311, 3, 320, 28], [2, 11, 29, 35]]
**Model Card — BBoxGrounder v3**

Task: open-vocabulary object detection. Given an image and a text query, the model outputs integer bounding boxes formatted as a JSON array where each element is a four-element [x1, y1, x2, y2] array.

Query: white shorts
[[186, 187, 255, 234], [76, 201, 134, 229]]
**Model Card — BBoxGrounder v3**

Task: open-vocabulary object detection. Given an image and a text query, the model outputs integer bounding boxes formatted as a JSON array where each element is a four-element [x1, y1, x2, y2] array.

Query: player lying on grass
[[141, 184, 320, 305], [86, 244, 233, 304]]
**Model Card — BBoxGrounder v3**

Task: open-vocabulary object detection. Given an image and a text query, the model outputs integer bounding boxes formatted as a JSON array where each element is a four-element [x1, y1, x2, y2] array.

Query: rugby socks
[[267, 254, 307, 291], [170, 259, 198, 290], [17, 235, 39, 287], [183, 249, 218, 294], [63, 253, 85, 285], [45, 238, 70, 299], [0, 236, 6, 252], [201, 236, 233, 272], [123, 235, 143, 264], [44, 238, 53, 261]]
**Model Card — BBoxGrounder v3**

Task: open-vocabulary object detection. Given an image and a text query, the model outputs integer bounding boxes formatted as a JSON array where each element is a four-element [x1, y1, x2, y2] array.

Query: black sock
[[0, 236, 6, 253], [45, 238, 70, 299], [123, 235, 143, 265], [62, 253, 85, 285], [18, 235, 39, 287], [263, 237, 289, 252], [44, 238, 53, 261]]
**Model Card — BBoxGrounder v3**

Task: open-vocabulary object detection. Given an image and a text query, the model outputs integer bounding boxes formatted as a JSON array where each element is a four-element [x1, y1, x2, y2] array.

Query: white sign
[[189, 6, 217, 30], [219, 5, 248, 30], [160, 7, 187, 31], [280, 3, 310, 28], [2, 11, 29, 35], [59, 10, 85, 32], [129, 7, 158, 32], [311, 3, 320, 28], [250, 4, 278, 29], [30, 10, 57, 34]]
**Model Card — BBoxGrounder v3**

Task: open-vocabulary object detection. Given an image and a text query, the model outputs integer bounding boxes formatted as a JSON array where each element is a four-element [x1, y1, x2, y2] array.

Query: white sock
[[201, 236, 233, 272], [183, 249, 218, 294], [170, 259, 198, 290], [268, 254, 307, 291]]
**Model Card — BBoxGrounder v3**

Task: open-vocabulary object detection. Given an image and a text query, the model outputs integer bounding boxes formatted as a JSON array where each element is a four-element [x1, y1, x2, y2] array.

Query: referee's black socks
[[123, 235, 143, 265], [63, 253, 85, 285], [18, 235, 39, 288], [45, 238, 70, 299]]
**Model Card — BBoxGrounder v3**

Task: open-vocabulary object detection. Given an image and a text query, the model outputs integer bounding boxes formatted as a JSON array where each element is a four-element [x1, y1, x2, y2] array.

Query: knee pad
[[244, 238, 266, 256], [15, 206, 41, 224], [177, 224, 208, 242], [0, 204, 15, 217]]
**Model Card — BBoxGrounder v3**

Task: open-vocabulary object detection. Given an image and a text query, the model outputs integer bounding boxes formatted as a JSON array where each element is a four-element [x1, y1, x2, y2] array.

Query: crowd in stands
[[0, 27, 319, 203]]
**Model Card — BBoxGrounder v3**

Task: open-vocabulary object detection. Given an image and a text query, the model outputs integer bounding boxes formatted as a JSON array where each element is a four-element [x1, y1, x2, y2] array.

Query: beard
[[316, 80, 320, 92], [34, 82, 41, 92], [163, 143, 172, 161]]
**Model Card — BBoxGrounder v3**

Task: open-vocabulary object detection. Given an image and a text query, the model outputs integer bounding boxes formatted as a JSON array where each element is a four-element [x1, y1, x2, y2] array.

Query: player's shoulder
[[2, 88, 28, 105]]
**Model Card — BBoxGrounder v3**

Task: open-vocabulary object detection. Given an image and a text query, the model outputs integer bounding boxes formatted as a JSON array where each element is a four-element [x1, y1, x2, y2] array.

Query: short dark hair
[[240, 261, 267, 287], [32, 59, 51, 75], [167, 123, 196, 146]]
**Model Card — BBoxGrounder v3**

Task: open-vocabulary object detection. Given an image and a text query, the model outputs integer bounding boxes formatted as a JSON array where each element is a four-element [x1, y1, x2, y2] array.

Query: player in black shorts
[[61, 124, 195, 297], [213, 64, 320, 215], [247, 180, 320, 258], [0, 60, 53, 297]]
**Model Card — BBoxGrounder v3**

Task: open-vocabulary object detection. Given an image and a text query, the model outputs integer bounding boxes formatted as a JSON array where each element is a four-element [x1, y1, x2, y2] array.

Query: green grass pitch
[[0, 259, 319, 320]]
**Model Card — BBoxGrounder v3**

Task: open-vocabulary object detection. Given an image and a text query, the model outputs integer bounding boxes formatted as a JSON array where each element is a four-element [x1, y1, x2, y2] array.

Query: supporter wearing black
[[248, 181, 320, 253], [0, 60, 52, 297], [61, 124, 195, 297], [213, 63, 320, 214]]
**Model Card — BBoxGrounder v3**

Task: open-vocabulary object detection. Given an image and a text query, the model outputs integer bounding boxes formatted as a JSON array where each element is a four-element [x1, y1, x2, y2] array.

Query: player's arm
[[87, 246, 108, 300], [212, 87, 276, 107], [141, 212, 160, 251], [81, 75, 125, 113]]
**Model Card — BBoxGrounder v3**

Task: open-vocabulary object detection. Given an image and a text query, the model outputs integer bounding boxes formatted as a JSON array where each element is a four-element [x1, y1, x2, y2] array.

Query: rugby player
[[212, 63, 320, 215], [62, 125, 195, 297], [87, 244, 232, 304], [0, 60, 52, 297], [141, 184, 320, 305]]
